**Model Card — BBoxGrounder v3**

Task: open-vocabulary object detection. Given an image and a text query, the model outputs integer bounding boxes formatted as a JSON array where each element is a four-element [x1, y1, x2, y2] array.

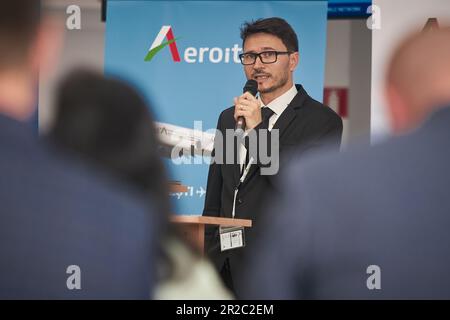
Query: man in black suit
[[203, 17, 342, 295], [242, 28, 450, 299]]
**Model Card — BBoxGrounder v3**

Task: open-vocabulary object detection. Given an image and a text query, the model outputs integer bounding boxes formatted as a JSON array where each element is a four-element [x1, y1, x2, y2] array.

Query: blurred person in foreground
[[49, 70, 232, 300], [0, 1, 159, 299], [242, 27, 450, 299]]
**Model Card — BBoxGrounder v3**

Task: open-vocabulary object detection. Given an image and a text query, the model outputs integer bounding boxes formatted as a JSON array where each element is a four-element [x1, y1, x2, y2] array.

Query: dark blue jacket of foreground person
[[242, 106, 450, 299], [0, 114, 159, 299]]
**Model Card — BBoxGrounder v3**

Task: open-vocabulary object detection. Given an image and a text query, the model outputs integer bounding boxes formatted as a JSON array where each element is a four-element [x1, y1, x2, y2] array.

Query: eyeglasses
[[239, 50, 293, 65]]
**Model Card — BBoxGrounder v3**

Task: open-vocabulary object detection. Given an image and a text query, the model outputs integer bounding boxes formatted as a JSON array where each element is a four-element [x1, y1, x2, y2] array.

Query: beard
[[258, 70, 290, 94]]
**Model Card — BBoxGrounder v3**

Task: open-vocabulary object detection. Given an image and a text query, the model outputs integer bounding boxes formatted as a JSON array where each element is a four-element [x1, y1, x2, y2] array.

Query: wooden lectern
[[168, 181, 188, 193], [171, 215, 252, 254]]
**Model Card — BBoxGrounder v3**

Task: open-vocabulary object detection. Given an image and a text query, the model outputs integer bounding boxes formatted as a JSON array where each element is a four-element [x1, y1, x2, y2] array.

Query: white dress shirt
[[239, 85, 298, 172]]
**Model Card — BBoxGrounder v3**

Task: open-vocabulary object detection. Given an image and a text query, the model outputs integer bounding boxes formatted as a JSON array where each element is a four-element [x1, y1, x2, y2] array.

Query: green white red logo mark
[[145, 26, 181, 62]]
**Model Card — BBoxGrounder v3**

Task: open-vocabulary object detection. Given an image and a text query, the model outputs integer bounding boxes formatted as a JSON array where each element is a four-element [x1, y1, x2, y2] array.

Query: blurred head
[[49, 70, 170, 217], [0, 1, 62, 120], [386, 27, 450, 134], [240, 18, 299, 103]]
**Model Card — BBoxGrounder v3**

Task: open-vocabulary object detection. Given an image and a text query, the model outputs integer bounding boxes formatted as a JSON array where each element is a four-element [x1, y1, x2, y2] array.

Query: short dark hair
[[0, 1, 40, 68], [240, 17, 299, 52]]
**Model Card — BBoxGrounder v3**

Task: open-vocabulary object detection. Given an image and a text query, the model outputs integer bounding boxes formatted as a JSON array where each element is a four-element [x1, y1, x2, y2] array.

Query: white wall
[[325, 20, 351, 145], [348, 19, 372, 145], [39, 0, 105, 132], [325, 19, 371, 147]]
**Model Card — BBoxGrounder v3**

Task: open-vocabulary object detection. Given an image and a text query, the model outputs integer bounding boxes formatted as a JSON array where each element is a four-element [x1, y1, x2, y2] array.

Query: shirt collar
[[258, 84, 298, 115]]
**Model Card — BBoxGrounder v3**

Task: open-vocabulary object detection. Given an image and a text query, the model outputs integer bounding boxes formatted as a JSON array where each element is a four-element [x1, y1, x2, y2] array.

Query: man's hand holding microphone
[[234, 80, 261, 133]]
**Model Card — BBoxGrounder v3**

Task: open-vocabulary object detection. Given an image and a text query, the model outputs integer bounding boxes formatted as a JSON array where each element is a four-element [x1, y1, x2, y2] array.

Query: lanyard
[[231, 157, 254, 218]]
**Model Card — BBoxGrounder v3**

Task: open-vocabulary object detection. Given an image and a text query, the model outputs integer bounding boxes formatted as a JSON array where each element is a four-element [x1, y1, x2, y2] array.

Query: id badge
[[219, 226, 245, 252]]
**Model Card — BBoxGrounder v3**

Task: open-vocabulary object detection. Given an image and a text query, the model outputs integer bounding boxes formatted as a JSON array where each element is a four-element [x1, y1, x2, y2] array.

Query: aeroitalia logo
[[145, 25, 242, 64], [145, 26, 181, 62]]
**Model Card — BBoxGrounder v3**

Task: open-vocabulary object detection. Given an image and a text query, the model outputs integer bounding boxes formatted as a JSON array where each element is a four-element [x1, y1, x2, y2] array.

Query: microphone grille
[[243, 79, 258, 96]]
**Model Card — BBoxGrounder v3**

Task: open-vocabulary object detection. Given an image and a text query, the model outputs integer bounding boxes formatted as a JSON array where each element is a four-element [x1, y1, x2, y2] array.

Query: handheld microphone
[[236, 79, 258, 133]]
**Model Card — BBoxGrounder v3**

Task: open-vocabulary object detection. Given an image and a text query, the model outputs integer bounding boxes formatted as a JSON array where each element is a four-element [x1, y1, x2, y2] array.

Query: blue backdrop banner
[[105, 0, 328, 215]]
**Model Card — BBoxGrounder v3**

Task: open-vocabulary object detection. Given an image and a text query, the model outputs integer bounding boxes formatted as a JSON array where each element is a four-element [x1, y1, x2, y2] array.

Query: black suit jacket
[[202, 84, 343, 294]]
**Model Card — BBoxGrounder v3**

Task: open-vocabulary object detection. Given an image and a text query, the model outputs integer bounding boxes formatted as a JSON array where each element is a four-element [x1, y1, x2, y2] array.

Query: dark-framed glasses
[[239, 50, 293, 65]]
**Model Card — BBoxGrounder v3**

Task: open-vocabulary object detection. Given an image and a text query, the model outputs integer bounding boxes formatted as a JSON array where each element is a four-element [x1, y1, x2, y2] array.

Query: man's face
[[242, 33, 297, 95]]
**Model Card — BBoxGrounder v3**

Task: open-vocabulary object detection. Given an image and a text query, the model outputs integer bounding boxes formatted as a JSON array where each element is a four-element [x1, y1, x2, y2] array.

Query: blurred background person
[[242, 27, 450, 299], [0, 1, 159, 299], [49, 69, 232, 300]]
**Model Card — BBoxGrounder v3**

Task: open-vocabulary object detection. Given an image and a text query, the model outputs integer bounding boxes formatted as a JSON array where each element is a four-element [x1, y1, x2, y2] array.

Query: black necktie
[[261, 107, 275, 126], [242, 107, 275, 174]]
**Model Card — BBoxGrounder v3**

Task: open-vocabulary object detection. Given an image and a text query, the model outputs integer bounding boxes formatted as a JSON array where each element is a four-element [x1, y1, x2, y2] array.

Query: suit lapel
[[271, 105, 297, 138], [272, 84, 307, 135], [221, 109, 243, 191]]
